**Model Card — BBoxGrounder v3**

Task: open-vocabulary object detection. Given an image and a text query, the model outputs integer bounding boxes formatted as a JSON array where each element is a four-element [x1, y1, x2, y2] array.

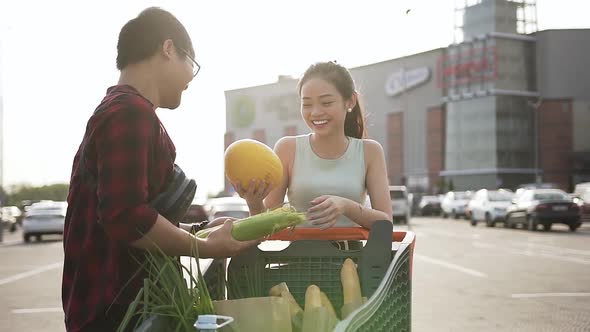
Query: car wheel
[[527, 215, 537, 231], [24, 234, 31, 243], [442, 212, 448, 219], [35, 235, 42, 242], [506, 215, 517, 229], [10, 223, 17, 232], [569, 224, 578, 232], [542, 223, 552, 232], [452, 210, 458, 219], [485, 213, 495, 227]]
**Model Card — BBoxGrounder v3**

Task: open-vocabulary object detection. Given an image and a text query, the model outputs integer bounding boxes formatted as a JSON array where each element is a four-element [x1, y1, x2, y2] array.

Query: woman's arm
[[359, 139, 393, 225]]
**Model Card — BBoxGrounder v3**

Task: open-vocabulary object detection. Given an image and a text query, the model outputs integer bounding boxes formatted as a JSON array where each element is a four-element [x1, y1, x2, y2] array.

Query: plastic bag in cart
[[212, 296, 291, 332]]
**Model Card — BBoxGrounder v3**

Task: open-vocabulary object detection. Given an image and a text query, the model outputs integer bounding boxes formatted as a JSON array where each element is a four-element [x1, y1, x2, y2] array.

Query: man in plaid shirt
[[61, 8, 260, 331]]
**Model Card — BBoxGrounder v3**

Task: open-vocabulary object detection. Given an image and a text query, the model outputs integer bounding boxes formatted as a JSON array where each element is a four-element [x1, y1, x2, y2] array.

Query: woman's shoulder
[[274, 135, 300, 156], [358, 138, 385, 162], [359, 138, 384, 152]]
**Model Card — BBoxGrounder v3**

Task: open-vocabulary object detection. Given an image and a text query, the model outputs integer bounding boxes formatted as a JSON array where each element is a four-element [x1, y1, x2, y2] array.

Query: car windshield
[[390, 190, 406, 199], [488, 191, 514, 202], [533, 192, 568, 201], [28, 207, 66, 217]]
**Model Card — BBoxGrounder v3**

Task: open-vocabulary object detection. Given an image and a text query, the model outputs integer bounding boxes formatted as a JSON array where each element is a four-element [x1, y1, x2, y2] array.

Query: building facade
[[224, 0, 590, 194]]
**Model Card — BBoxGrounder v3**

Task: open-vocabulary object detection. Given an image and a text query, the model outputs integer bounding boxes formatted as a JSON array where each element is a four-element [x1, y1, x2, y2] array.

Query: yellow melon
[[224, 139, 283, 191]]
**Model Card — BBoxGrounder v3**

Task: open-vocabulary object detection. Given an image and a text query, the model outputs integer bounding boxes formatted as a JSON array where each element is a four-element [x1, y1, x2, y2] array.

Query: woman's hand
[[235, 179, 272, 212], [307, 195, 350, 230]]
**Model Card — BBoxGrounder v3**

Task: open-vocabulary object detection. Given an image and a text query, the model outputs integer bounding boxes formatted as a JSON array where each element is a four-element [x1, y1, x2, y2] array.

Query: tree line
[[0, 184, 69, 208]]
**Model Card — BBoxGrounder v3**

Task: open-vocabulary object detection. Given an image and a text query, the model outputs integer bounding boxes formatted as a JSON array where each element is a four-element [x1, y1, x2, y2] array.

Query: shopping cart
[[204, 220, 416, 332]]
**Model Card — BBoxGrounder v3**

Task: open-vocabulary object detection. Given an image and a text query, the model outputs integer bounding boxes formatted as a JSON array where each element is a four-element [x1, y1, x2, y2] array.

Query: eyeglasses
[[178, 47, 200, 78]]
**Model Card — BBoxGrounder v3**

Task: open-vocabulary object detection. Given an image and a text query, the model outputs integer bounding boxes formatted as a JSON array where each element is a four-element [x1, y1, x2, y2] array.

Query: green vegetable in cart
[[341, 258, 362, 304], [269, 282, 304, 321], [320, 291, 337, 319], [304, 285, 322, 312], [269, 282, 290, 297]]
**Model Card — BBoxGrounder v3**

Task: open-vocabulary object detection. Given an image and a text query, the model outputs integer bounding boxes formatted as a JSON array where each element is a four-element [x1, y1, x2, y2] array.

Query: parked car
[[580, 189, 590, 223], [505, 189, 581, 232], [573, 182, 590, 197], [1, 206, 22, 232], [389, 185, 410, 224], [22, 201, 67, 242], [467, 189, 514, 227], [181, 197, 208, 224], [441, 191, 472, 219], [205, 196, 250, 222], [418, 195, 442, 216]]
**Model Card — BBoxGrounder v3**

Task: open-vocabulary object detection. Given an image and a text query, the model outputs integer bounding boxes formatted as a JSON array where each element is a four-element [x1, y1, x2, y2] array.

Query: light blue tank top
[[288, 134, 366, 227]]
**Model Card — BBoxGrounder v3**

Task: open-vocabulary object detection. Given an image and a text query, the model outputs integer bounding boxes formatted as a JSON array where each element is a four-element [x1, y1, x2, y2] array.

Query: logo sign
[[264, 93, 300, 121], [385, 67, 431, 97], [230, 96, 256, 128]]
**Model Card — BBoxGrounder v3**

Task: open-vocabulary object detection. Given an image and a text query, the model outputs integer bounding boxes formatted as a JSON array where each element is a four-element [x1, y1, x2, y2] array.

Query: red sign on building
[[437, 46, 498, 89]]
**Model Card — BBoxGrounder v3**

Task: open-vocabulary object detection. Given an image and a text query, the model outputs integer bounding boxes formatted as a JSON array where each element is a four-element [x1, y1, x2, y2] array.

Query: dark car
[[505, 189, 581, 232], [418, 196, 442, 216], [181, 204, 208, 224], [580, 189, 590, 223]]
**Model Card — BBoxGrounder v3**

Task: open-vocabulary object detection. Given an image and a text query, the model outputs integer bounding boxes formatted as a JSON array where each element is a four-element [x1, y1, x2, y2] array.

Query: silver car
[[22, 201, 67, 242], [389, 185, 411, 224], [468, 189, 514, 227]]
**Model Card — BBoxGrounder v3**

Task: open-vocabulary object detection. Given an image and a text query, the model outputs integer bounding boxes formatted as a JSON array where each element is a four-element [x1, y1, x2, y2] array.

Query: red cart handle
[[269, 227, 410, 243]]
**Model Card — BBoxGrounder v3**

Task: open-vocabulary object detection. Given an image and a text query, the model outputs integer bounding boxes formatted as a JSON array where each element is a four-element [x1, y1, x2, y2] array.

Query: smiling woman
[[232, 61, 393, 232]]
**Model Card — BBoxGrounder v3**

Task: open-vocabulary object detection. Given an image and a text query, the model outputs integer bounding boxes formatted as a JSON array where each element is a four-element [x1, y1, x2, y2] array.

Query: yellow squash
[[225, 139, 283, 191]]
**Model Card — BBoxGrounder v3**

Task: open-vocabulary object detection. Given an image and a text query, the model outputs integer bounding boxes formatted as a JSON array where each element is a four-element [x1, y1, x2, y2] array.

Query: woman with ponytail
[[236, 61, 392, 229]]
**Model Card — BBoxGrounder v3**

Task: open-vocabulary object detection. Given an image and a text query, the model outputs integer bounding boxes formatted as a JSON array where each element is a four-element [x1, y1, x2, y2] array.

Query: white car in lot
[[389, 185, 410, 224], [468, 189, 514, 227], [22, 201, 67, 242], [1, 206, 22, 232], [441, 191, 472, 219]]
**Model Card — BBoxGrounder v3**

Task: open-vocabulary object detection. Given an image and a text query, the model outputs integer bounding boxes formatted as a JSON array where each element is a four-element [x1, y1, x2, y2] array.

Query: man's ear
[[161, 39, 175, 60]]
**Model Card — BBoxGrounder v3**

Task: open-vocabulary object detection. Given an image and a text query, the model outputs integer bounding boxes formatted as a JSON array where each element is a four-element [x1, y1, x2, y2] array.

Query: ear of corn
[[280, 289, 304, 318], [196, 206, 305, 241], [269, 282, 290, 297], [341, 258, 362, 305], [302, 285, 339, 332], [304, 285, 322, 312], [320, 291, 337, 318], [281, 289, 304, 331]]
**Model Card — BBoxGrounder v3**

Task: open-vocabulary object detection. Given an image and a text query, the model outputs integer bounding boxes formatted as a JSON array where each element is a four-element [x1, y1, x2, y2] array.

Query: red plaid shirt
[[62, 85, 176, 331]]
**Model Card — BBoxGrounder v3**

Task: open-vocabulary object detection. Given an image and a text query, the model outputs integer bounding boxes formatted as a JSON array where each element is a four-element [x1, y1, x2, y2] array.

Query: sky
[[0, 0, 588, 198]]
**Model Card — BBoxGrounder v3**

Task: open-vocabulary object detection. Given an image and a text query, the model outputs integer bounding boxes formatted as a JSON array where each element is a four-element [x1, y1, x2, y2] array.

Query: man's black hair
[[116, 7, 195, 70]]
